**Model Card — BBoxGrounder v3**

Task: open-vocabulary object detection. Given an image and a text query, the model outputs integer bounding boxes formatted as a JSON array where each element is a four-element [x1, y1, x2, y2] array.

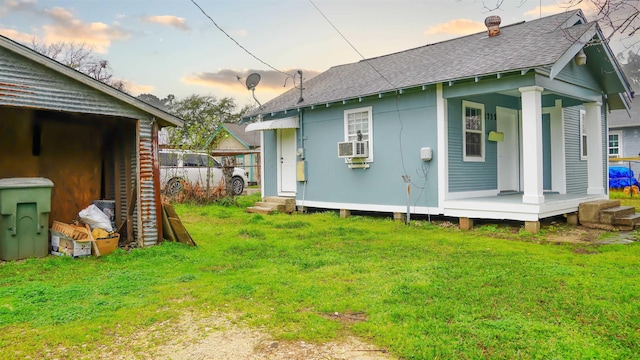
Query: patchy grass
[[0, 199, 638, 359]]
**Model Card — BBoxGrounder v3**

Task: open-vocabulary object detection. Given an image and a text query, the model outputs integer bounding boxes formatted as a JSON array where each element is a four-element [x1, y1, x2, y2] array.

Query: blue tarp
[[609, 166, 639, 188]]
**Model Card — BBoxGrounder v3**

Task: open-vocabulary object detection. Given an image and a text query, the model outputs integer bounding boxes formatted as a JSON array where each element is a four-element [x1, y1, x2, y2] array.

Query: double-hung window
[[462, 100, 485, 162], [609, 130, 622, 159], [580, 109, 587, 160], [344, 106, 373, 161]]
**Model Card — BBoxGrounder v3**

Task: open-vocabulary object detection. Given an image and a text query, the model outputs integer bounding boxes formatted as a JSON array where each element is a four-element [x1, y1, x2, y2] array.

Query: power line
[[307, 0, 399, 91], [189, 0, 294, 78], [308, 0, 430, 209]]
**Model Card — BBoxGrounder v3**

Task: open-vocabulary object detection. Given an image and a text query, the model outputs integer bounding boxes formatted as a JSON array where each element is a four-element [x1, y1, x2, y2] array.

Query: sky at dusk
[[1, 0, 636, 107]]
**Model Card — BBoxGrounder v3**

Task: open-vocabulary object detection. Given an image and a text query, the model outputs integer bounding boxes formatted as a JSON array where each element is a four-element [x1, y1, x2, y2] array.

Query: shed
[[0, 34, 183, 247]]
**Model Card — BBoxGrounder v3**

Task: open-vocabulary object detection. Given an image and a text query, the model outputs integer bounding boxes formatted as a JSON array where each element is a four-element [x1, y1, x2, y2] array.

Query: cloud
[[40, 7, 129, 53], [0, 2, 129, 53], [182, 69, 321, 93], [142, 15, 190, 31], [231, 29, 248, 37], [117, 79, 155, 95], [0, 27, 35, 43], [524, 3, 598, 18], [425, 19, 486, 36]]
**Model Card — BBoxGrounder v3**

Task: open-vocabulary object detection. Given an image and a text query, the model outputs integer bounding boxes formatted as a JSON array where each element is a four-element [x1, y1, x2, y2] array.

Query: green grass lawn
[[0, 194, 638, 359]]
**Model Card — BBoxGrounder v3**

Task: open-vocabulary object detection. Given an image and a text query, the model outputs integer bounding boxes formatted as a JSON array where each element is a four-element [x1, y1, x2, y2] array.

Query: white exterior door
[[497, 107, 520, 193], [277, 128, 297, 195]]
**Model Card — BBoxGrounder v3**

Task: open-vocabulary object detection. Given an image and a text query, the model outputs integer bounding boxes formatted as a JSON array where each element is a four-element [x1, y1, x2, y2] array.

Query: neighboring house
[[608, 106, 640, 175], [0, 34, 183, 247], [209, 123, 261, 185], [244, 10, 633, 231]]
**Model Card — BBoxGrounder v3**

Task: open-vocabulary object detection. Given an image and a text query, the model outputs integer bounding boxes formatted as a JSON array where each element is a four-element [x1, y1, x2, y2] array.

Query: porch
[[443, 192, 607, 222]]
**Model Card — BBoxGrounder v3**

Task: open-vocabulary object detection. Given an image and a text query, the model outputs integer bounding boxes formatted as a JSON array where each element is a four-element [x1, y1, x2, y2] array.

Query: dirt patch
[[95, 311, 392, 360], [544, 226, 607, 244]]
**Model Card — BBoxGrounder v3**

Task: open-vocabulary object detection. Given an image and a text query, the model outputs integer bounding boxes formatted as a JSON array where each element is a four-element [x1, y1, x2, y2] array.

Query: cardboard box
[[50, 230, 91, 258]]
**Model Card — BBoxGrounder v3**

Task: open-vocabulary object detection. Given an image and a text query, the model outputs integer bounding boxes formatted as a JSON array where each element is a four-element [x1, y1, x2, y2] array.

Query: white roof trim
[[549, 25, 596, 80], [245, 116, 299, 132]]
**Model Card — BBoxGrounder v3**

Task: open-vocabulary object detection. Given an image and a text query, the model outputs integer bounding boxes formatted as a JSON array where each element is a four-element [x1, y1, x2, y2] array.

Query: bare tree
[[30, 39, 127, 92]]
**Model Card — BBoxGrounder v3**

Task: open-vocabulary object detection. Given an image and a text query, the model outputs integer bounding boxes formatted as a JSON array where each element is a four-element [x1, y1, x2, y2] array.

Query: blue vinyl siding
[[447, 94, 519, 192], [564, 106, 588, 194], [612, 127, 640, 176], [264, 88, 440, 209], [554, 61, 601, 92]]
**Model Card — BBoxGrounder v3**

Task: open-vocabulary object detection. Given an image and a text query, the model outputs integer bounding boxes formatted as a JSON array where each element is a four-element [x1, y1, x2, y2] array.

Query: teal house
[[245, 10, 633, 229]]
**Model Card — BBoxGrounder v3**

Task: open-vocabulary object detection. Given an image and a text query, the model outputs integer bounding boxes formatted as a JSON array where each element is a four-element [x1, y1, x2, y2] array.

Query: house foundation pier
[[525, 221, 540, 234], [459, 217, 474, 231]]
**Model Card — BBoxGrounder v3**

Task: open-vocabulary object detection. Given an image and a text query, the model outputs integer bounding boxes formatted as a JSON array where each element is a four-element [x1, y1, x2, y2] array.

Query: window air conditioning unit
[[337, 140, 369, 158]]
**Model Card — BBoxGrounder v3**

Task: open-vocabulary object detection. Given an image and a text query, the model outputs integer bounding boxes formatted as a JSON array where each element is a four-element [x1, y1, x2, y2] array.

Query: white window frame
[[580, 109, 587, 160], [608, 130, 623, 159], [344, 106, 373, 162], [462, 100, 485, 162]]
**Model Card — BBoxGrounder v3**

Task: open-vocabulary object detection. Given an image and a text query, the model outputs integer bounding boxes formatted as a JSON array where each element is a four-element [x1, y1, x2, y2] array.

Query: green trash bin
[[0, 177, 54, 261]]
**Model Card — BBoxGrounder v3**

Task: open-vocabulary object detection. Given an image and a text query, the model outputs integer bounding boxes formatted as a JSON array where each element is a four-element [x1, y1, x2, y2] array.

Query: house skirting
[[297, 193, 607, 222]]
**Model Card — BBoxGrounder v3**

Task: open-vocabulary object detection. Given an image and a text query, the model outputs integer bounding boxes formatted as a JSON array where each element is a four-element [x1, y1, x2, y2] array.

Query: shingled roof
[[251, 10, 612, 116]]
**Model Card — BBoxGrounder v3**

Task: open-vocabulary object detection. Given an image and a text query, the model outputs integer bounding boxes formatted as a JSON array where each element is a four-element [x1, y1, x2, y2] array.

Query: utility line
[[307, 0, 399, 91], [189, 0, 294, 78]]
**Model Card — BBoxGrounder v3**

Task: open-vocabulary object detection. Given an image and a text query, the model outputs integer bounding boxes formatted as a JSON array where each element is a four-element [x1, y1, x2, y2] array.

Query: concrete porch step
[[263, 196, 296, 213], [254, 201, 286, 212], [600, 206, 636, 224], [246, 196, 296, 215], [246, 206, 277, 215], [578, 199, 621, 224], [612, 213, 640, 227]]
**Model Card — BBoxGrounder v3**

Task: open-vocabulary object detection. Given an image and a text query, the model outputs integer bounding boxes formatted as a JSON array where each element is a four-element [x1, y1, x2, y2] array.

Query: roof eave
[[0, 35, 183, 128], [549, 25, 596, 80], [248, 69, 536, 118]]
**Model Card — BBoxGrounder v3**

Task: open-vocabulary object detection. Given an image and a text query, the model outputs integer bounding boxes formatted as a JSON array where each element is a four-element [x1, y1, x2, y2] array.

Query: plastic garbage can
[[0, 177, 54, 260]]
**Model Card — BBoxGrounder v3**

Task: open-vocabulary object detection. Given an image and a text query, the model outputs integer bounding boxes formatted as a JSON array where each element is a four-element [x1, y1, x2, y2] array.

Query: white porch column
[[519, 86, 545, 204], [585, 101, 604, 195]]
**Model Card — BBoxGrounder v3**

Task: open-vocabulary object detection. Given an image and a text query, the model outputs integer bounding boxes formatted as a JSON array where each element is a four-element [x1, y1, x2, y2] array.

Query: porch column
[[519, 86, 545, 204], [585, 101, 604, 195]]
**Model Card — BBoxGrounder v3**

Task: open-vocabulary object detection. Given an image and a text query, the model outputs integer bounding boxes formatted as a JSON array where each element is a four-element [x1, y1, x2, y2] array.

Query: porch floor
[[443, 193, 606, 222]]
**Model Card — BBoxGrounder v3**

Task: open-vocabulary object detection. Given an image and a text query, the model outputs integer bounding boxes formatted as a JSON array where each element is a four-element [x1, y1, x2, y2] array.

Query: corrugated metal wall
[[138, 119, 157, 247], [0, 47, 148, 119]]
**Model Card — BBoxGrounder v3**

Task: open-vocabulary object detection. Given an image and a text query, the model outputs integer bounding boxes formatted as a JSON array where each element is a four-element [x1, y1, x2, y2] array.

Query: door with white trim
[[277, 128, 297, 195], [497, 107, 520, 193]]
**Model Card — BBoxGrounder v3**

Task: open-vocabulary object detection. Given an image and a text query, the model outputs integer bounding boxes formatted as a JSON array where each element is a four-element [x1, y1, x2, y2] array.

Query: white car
[[159, 149, 249, 196]]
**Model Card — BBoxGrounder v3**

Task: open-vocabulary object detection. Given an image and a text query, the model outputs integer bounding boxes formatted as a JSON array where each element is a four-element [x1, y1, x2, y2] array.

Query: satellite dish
[[245, 73, 261, 91]]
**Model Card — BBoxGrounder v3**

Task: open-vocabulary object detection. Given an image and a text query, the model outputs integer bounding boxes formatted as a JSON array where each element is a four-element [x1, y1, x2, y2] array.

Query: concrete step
[[579, 200, 621, 224], [600, 206, 636, 224], [612, 213, 640, 227], [262, 196, 295, 213], [254, 201, 285, 212], [246, 206, 277, 215]]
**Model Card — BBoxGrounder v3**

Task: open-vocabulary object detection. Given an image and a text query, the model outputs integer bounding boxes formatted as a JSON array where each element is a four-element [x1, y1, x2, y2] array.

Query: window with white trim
[[580, 109, 587, 160], [609, 130, 622, 159], [344, 106, 373, 161], [462, 100, 485, 162]]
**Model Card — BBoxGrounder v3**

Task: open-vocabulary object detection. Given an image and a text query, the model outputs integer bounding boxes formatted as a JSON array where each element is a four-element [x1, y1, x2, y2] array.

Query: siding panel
[[564, 106, 588, 194]]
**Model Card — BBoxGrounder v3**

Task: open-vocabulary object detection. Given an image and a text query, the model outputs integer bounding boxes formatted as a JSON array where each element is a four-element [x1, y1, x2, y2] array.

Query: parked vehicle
[[159, 149, 248, 196]]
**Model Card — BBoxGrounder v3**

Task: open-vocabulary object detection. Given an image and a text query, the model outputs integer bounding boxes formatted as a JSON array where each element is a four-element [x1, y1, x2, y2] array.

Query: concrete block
[[393, 212, 406, 222], [525, 221, 540, 234]]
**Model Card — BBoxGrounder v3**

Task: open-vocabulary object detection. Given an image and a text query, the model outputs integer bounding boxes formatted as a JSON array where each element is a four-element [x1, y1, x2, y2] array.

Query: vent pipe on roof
[[485, 15, 501, 37]]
